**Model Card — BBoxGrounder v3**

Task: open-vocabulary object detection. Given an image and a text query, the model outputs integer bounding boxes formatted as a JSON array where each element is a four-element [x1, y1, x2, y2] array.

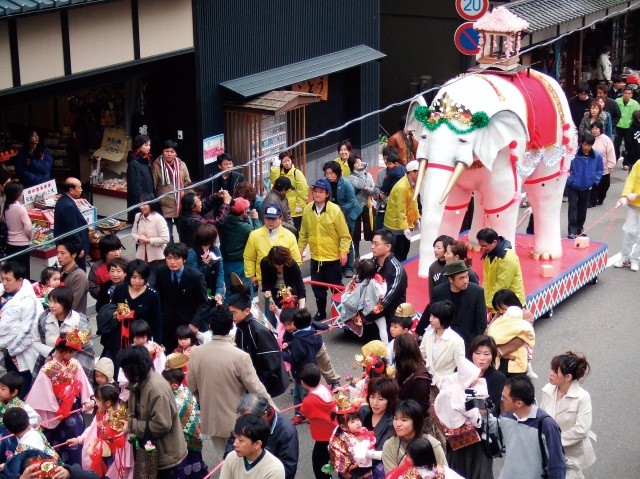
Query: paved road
[[92, 164, 637, 478]]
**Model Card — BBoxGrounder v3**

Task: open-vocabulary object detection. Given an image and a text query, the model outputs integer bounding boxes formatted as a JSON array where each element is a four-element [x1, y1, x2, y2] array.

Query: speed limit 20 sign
[[455, 0, 489, 21]]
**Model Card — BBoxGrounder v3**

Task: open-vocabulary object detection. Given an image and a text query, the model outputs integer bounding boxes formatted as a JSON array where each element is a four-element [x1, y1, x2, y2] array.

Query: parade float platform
[[331, 233, 608, 321]]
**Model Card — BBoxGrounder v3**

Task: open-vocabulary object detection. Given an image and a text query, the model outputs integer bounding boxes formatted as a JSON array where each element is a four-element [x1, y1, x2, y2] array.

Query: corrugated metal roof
[[0, 0, 110, 19], [506, 0, 636, 32], [219, 45, 385, 99]]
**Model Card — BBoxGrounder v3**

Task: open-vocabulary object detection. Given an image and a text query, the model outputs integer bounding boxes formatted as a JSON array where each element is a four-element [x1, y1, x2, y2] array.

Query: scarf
[[158, 157, 184, 214], [174, 385, 202, 451]]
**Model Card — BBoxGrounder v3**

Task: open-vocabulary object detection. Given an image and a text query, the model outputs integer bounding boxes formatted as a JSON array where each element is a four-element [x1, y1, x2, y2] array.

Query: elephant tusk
[[439, 162, 467, 204], [413, 159, 427, 202]]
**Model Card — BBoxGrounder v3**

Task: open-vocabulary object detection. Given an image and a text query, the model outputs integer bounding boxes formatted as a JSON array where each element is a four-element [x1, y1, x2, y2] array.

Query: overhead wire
[[1, 3, 634, 264]]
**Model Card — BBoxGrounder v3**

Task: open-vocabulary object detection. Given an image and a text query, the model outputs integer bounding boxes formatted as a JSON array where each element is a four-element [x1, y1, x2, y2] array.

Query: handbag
[[133, 421, 158, 479], [432, 412, 481, 451]]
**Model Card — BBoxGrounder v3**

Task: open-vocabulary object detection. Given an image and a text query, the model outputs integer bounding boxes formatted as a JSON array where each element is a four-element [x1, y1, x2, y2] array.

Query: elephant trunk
[[417, 166, 458, 277]]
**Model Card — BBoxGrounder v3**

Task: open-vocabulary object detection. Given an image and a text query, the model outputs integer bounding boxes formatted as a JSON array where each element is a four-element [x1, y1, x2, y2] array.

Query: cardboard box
[[540, 264, 554, 277]]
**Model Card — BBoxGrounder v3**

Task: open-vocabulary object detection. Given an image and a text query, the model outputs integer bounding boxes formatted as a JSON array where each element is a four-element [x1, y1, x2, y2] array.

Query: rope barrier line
[[582, 206, 620, 240], [1, 4, 629, 266], [203, 460, 225, 479], [0, 407, 84, 443]]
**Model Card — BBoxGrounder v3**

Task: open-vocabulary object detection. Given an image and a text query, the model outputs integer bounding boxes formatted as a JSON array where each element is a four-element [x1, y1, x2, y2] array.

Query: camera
[[464, 389, 494, 412]]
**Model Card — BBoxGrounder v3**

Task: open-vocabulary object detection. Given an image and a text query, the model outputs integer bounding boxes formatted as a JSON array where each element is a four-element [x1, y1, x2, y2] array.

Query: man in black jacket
[[422, 260, 487, 349], [223, 394, 299, 479], [203, 153, 245, 212], [228, 292, 288, 397], [365, 229, 408, 343], [53, 177, 90, 271], [154, 242, 208, 350]]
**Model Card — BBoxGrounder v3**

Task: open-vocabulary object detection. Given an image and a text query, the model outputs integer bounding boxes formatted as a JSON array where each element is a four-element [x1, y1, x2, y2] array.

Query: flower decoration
[[414, 93, 490, 135]]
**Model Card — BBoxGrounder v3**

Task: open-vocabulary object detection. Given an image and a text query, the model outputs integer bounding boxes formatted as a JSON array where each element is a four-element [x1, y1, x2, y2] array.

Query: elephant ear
[[405, 95, 428, 134], [473, 110, 528, 171]]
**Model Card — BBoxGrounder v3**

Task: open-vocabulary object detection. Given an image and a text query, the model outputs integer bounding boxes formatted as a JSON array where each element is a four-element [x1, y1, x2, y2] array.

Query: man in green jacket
[[220, 197, 261, 301], [615, 86, 640, 168]]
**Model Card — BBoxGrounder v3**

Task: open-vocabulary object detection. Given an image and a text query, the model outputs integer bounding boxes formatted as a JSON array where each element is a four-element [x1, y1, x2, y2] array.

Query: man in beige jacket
[[187, 304, 275, 467]]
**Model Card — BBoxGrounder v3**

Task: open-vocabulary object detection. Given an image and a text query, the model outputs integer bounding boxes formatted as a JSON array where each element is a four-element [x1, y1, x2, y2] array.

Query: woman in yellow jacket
[[270, 151, 309, 231], [614, 157, 640, 270]]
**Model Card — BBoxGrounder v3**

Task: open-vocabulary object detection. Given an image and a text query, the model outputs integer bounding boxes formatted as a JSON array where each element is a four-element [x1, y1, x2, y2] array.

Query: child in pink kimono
[[26, 330, 94, 466], [68, 384, 133, 479]]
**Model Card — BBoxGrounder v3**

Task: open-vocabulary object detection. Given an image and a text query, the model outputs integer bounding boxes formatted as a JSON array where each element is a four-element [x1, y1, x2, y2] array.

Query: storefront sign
[[93, 127, 130, 163], [203, 134, 225, 165], [23, 180, 57, 205], [292, 75, 328, 100]]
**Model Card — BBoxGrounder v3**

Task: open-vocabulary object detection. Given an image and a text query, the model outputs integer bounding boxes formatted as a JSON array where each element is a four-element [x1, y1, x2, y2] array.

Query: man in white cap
[[383, 159, 421, 261]]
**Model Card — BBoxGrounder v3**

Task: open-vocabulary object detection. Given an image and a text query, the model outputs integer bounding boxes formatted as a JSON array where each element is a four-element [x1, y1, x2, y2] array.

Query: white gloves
[[294, 206, 303, 213], [629, 193, 638, 201], [617, 197, 628, 208], [414, 219, 421, 231], [403, 229, 412, 240]]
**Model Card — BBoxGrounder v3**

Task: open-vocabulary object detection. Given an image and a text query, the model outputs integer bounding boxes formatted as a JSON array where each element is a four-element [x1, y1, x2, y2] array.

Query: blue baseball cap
[[263, 203, 283, 218], [312, 178, 331, 191]]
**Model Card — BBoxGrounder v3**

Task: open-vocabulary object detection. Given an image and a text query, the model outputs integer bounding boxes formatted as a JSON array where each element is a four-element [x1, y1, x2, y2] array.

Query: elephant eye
[[421, 134, 427, 140], [458, 138, 468, 144]]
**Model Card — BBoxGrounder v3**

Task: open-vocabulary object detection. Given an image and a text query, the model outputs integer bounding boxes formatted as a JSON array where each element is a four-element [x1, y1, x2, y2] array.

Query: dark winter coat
[[126, 151, 154, 224], [235, 314, 288, 396], [280, 328, 317, 380]]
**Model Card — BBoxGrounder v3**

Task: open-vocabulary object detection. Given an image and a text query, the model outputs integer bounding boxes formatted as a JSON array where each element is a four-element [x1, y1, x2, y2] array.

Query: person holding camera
[[433, 357, 494, 479]]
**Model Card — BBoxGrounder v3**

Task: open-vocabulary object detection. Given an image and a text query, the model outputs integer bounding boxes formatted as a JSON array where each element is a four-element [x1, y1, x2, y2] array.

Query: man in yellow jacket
[[298, 178, 351, 320], [244, 203, 301, 286], [476, 228, 526, 311], [383, 160, 421, 261], [614, 157, 640, 271]]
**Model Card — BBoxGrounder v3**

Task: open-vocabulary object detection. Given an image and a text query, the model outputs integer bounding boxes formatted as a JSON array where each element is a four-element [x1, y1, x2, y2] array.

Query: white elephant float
[[407, 69, 578, 277]]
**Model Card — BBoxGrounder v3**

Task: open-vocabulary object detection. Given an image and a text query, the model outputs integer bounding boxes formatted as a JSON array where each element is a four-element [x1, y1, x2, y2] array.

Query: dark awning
[[507, 0, 638, 33], [0, 0, 110, 18], [220, 45, 385, 99]]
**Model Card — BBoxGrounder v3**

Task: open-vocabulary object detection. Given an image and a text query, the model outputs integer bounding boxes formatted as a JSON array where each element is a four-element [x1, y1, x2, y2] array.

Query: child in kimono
[[26, 329, 94, 465], [328, 393, 375, 479], [68, 384, 133, 479], [0, 372, 41, 463], [2, 407, 58, 460], [161, 368, 208, 479]]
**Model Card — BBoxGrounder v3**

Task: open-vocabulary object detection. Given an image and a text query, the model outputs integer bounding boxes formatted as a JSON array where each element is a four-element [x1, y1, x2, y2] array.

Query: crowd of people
[[0, 124, 611, 479]]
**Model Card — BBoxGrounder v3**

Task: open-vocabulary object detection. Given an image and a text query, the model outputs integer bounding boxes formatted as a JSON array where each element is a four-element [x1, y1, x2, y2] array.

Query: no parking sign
[[454, 22, 483, 56]]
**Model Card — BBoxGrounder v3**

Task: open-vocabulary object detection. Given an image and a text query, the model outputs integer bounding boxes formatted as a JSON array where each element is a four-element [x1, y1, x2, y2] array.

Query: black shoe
[[567, 233, 577, 239], [587, 203, 596, 208], [596, 200, 604, 205], [344, 270, 354, 278], [313, 312, 327, 321]]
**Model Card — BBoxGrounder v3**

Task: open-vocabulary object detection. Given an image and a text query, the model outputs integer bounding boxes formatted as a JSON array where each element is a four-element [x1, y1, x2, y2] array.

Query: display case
[[251, 114, 287, 190]]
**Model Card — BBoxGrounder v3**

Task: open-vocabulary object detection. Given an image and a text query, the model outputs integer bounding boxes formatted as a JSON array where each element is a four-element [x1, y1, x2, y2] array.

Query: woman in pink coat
[[131, 193, 170, 286]]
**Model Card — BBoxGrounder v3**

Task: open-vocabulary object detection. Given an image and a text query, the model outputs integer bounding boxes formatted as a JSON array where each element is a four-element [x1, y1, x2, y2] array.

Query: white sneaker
[[614, 260, 629, 268], [631, 261, 639, 272]]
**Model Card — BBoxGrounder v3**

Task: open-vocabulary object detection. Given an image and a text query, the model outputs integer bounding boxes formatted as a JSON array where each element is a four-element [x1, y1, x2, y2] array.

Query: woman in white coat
[[131, 193, 170, 287], [540, 351, 595, 479]]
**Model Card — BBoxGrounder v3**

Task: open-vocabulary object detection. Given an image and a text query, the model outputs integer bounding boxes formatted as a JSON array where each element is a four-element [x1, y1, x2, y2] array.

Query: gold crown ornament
[[333, 391, 364, 415], [107, 402, 129, 430], [57, 327, 91, 351]]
